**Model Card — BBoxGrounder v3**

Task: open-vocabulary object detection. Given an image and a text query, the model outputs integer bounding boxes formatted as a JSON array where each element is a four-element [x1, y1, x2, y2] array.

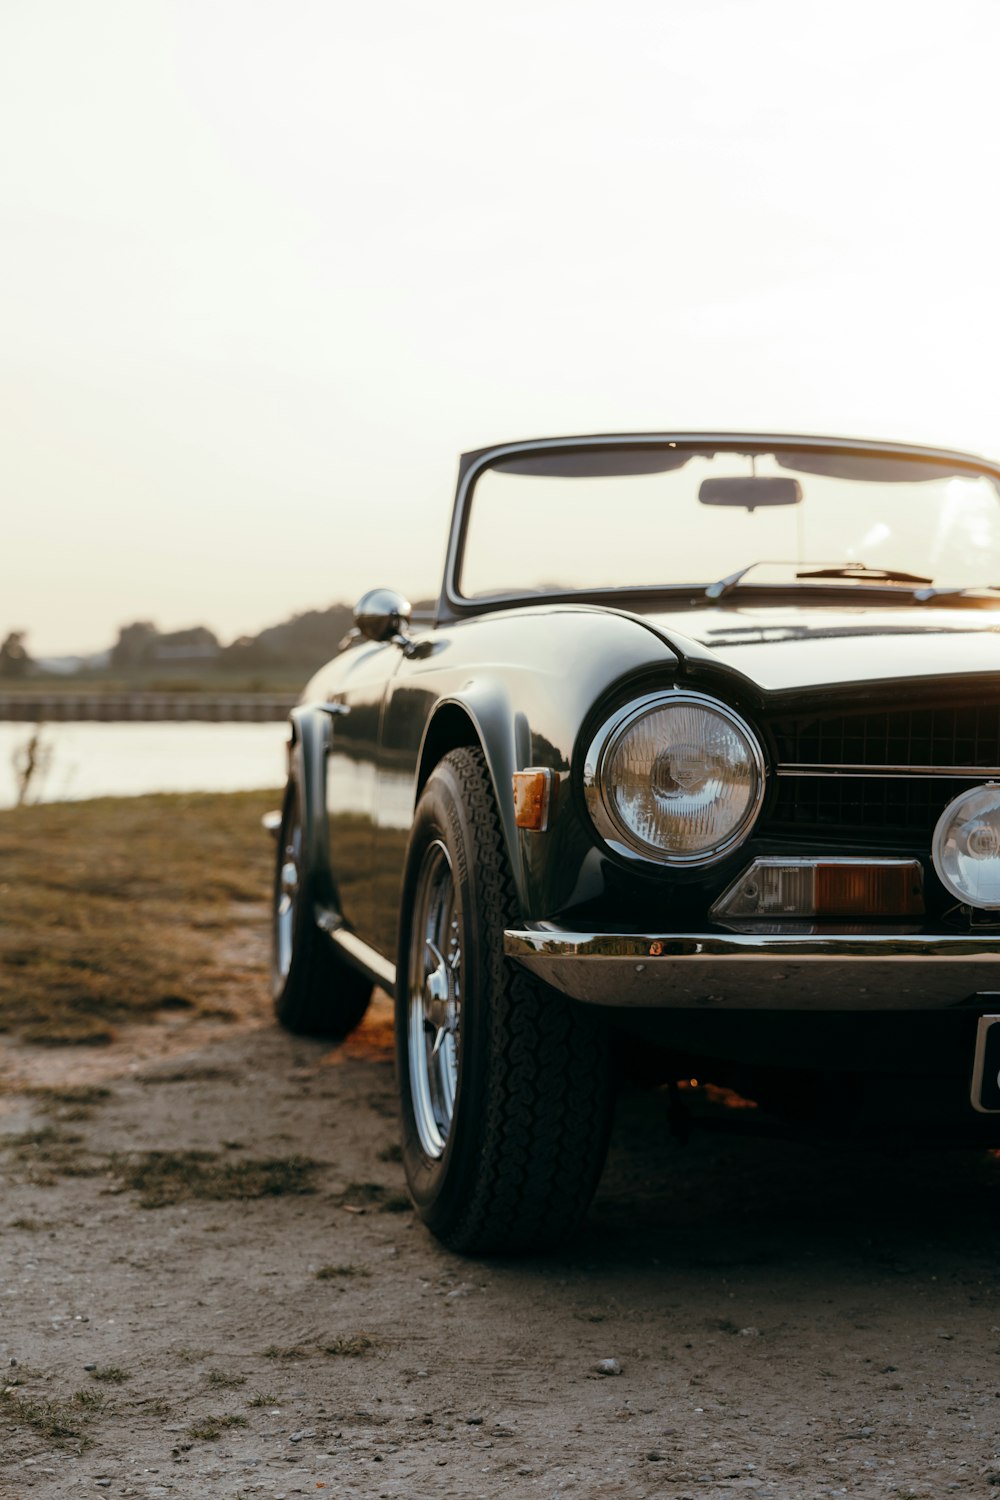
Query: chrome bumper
[[503, 927, 1000, 1011]]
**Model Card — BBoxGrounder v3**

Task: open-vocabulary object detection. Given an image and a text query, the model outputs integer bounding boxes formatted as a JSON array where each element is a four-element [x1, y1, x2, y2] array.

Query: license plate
[[972, 1014, 1000, 1113]]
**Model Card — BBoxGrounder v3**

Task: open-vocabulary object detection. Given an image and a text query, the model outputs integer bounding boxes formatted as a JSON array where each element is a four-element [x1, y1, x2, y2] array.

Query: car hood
[[626, 602, 1000, 694]]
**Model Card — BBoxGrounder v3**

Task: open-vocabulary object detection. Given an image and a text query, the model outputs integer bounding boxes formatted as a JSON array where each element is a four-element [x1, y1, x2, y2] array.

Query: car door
[[323, 639, 402, 952]]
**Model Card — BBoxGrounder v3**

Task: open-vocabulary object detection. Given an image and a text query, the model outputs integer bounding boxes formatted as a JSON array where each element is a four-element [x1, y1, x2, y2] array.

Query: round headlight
[[932, 784, 1000, 909], [584, 692, 766, 866]]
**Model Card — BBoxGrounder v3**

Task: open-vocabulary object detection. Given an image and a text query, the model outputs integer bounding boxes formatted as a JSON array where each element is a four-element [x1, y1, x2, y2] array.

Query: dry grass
[[261, 1335, 383, 1360], [187, 1412, 249, 1441], [0, 1126, 100, 1185], [88, 1366, 131, 1385], [323, 1334, 383, 1357], [315, 1262, 371, 1280], [0, 791, 277, 1045], [114, 1148, 319, 1208], [0, 1384, 90, 1448]]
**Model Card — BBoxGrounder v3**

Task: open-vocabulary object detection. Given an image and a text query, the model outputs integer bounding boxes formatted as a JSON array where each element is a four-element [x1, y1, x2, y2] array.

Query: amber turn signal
[[513, 768, 556, 831], [712, 857, 925, 920]]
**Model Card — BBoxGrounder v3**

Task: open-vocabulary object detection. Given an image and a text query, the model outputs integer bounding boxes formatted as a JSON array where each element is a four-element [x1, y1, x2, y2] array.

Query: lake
[[0, 722, 290, 808]]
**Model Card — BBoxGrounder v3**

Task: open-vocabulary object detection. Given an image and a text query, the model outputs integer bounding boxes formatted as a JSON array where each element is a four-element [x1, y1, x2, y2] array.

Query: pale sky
[[2, 0, 999, 656]]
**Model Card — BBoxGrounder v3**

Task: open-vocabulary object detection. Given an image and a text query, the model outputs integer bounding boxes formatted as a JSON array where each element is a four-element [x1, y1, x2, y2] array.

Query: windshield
[[456, 443, 1000, 601]]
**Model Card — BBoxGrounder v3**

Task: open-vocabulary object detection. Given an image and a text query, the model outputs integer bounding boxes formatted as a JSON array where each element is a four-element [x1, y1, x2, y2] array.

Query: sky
[[2, 0, 999, 656]]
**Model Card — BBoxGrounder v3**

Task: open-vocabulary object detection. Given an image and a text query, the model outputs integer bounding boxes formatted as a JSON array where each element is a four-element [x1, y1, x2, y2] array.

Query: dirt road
[[3, 976, 1000, 1498]]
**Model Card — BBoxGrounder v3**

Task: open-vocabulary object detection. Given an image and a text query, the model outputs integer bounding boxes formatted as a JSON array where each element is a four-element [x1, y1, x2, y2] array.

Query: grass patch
[[114, 1150, 319, 1208], [0, 791, 277, 1046], [72, 1388, 108, 1411], [26, 1092, 111, 1116], [260, 1334, 382, 1361], [0, 1386, 88, 1448], [260, 1344, 315, 1362], [187, 1412, 250, 1441], [247, 1391, 280, 1407], [89, 1366, 130, 1384], [204, 1370, 247, 1389], [141, 1065, 235, 1085], [315, 1263, 371, 1280], [323, 1334, 382, 1358], [1, 1127, 99, 1185]]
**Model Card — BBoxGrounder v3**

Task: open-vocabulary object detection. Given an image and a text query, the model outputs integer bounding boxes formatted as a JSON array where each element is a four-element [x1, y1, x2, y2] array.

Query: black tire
[[272, 779, 372, 1039], [395, 747, 613, 1255]]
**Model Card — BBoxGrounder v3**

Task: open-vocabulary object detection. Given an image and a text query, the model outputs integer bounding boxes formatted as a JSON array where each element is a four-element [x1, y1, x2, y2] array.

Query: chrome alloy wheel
[[275, 797, 302, 982], [408, 840, 462, 1159]]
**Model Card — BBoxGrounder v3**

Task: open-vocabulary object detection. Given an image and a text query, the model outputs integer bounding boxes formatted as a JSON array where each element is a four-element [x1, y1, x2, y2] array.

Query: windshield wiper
[[704, 560, 793, 599], [703, 560, 998, 604], [795, 563, 934, 585], [704, 559, 931, 601]]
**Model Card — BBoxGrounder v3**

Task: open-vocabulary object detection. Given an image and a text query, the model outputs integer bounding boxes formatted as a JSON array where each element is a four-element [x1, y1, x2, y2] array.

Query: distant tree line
[[105, 604, 357, 676], [3, 597, 435, 684]]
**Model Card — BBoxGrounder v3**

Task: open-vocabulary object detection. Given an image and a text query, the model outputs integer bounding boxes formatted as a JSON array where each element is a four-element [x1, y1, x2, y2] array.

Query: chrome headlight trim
[[583, 690, 767, 868], [932, 782, 1000, 910]]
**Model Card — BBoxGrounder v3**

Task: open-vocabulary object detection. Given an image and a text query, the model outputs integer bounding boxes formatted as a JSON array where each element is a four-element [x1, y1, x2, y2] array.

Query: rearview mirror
[[353, 588, 413, 644], [698, 477, 802, 510]]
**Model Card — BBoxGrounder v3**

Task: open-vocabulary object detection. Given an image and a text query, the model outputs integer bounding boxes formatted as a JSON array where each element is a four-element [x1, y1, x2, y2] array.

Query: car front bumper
[[503, 927, 1000, 1010]]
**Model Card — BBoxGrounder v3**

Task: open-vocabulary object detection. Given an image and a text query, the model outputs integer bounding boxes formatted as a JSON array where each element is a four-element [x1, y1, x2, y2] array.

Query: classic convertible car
[[270, 432, 1000, 1253]]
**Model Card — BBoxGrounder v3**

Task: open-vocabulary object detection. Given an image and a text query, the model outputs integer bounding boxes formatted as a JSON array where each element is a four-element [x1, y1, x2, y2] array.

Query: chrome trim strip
[[317, 916, 397, 991], [777, 764, 1000, 779], [504, 926, 1000, 1010], [505, 928, 1000, 962]]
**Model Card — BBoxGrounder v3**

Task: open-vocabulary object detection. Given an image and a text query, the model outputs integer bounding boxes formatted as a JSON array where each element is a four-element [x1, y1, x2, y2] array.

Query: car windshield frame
[[438, 432, 1000, 621]]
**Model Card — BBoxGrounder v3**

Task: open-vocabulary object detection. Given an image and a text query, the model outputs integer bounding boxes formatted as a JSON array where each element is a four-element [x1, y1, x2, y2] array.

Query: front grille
[[769, 775, 979, 844], [771, 703, 1000, 769]]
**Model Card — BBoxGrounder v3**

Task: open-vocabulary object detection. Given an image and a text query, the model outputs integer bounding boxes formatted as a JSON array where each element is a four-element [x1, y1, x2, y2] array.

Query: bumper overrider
[[503, 927, 1000, 1010]]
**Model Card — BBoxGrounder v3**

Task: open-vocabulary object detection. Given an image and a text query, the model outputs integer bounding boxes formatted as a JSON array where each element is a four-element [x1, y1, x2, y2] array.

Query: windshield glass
[[456, 444, 1000, 600]]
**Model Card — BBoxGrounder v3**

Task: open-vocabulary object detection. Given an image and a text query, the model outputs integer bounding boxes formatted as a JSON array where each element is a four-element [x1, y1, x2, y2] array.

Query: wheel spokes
[[408, 841, 462, 1159]]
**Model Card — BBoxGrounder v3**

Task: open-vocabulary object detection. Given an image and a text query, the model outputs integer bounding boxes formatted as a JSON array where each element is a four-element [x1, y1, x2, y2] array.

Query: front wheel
[[396, 748, 613, 1255], [272, 779, 372, 1039]]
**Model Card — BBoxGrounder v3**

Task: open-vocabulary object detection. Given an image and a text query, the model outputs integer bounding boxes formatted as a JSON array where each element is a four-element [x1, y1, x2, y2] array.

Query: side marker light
[[513, 768, 557, 831]]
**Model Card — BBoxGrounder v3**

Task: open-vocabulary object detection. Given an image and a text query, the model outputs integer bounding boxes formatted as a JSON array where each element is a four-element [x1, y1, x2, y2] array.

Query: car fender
[[408, 607, 683, 920], [287, 704, 336, 912]]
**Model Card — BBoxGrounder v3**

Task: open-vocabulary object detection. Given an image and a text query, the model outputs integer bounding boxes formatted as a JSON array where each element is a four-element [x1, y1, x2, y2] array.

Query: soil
[[3, 916, 1000, 1498]]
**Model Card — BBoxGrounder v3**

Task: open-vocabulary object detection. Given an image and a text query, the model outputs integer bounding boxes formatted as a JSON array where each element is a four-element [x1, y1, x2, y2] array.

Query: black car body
[[271, 433, 1000, 1253]]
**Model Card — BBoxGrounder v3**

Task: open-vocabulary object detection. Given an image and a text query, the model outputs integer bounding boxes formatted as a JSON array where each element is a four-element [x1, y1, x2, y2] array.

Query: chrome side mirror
[[353, 588, 413, 648]]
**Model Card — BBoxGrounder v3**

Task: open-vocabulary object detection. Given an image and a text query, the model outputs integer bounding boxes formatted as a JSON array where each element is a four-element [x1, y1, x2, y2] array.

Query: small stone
[[8, 1359, 16, 1368], [465, 1416, 483, 1426], [95, 1483, 111, 1490], [84, 1363, 97, 1371], [646, 1451, 665, 1461], [594, 1358, 622, 1376], [738, 1327, 760, 1338], [289, 1428, 315, 1443]]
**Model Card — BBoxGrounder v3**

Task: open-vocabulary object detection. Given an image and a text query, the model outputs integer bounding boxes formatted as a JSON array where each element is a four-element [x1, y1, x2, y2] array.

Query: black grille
[[769, 775, 978, 843], [772, 704, 1000, 769]]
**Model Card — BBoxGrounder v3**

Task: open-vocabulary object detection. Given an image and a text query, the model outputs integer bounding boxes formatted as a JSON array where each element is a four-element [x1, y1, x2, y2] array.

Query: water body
[[0, 721, 290, 808]]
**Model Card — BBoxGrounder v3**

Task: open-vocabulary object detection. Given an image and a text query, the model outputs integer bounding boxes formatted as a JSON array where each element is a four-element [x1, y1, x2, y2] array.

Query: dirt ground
[[3, 914, 1000, 1499]]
